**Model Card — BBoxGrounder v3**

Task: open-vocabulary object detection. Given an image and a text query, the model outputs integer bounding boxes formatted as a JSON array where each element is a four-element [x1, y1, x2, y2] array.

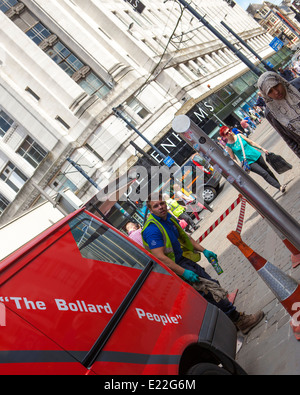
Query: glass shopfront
[[185, 46, 293, 139]]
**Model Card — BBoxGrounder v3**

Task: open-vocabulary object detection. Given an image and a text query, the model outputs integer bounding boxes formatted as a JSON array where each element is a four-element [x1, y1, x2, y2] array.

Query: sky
[[235, 0, 282, 10]]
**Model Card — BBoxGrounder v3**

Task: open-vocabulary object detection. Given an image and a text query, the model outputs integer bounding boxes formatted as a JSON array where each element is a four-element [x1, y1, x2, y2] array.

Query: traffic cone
[[282, 239, 300, 269], [227, 289, 238, 304], [227, 230, 300, 340], [244, 203, 300, 269]]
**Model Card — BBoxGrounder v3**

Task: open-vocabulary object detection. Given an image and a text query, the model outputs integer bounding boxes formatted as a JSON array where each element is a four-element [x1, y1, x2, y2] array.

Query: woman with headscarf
[[257, 71, 300, 159]]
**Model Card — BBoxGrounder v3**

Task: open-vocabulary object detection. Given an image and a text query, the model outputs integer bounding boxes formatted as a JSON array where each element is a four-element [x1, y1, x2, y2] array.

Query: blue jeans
[[177, 257, 238, 321]]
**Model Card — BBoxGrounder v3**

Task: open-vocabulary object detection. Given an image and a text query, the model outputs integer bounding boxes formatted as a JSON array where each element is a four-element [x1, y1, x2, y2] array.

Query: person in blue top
[[219, 126, 287, 193], [141, 197, 265, 335]]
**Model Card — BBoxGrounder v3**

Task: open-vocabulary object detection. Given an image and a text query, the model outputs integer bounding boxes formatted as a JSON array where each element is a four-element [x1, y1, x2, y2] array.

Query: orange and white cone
[[227, 230, 300, 340], [282, 239, 300, 269], [266, 219, 300, 269]]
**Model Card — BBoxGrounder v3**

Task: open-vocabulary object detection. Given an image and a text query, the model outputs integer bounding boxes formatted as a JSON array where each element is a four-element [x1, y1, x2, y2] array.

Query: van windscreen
[[68, 212, 150, 270]]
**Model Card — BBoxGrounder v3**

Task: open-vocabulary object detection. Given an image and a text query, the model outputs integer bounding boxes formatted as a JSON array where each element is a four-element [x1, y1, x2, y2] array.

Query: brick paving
[[191, 119, 300, 375]]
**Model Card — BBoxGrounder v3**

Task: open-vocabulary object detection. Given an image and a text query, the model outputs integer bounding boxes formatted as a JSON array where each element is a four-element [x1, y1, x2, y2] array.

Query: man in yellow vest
[[142, 197, 264, 335], [163, 193, 199, 233]]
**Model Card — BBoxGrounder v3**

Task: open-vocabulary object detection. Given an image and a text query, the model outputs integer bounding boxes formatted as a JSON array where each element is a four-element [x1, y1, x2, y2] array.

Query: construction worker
[[142, 197, 265, 335], [163, 193, 199, 233]]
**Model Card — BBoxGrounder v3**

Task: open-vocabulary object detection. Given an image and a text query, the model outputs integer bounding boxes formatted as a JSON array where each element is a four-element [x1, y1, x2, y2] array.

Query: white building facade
[[0, 0, 280, 225]]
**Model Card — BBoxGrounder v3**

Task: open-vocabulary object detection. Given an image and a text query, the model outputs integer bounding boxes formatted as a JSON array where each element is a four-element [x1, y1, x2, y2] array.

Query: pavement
[[191, 119, 300, 375]]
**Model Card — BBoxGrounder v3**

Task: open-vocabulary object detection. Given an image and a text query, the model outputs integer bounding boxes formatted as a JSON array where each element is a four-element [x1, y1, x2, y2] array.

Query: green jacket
[[142, 214, 200, 263]]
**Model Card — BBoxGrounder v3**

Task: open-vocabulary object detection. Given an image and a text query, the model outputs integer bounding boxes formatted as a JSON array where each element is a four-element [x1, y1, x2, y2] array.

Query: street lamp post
[[172, 115, 300, 250], [112, 107, 168, 161], [175, 0, 263, 76], [220, 21, 274, 72]]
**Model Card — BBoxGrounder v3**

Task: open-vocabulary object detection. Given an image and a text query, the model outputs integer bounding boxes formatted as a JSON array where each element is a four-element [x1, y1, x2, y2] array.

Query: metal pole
[[113, 107, 168, 160], [220, 21, 274, 72], [66, 158, 99, 189], [129, 140, 159, 166], [172, 115, 300, 250], [176, 0, 262, 76]]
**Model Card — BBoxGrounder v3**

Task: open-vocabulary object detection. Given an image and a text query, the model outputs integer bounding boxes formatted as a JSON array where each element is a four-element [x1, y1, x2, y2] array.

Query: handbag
[[237, 135, 251, 173], [266, 152, 293, 174]]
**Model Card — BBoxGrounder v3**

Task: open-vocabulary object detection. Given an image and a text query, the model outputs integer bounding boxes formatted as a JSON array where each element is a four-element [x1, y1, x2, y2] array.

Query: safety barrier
[[198, 195, 243, 243], [199, 193, 300, 269]]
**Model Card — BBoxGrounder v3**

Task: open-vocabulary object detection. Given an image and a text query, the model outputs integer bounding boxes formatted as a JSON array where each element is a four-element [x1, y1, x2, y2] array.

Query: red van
[[0, 208, 245, 375]]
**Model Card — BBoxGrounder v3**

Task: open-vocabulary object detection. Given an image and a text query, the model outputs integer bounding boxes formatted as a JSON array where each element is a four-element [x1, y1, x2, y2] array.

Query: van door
[[0, 210, 208, 374]]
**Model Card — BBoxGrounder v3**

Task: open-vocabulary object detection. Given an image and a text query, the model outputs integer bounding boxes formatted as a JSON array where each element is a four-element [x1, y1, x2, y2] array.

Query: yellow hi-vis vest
[[166, 198, 185, 218], [142, 214, 201, 263]]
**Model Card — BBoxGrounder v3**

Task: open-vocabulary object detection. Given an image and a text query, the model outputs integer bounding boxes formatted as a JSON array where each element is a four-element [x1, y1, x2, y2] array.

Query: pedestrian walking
[[249, 108, 261, 124], [257, 71, 300, 159], [219, 126, 287, 193], [254, 105, 265, 118], [255, 92, 266, 108], [240, 119, 251, 136], [141, 198, 265, 335]]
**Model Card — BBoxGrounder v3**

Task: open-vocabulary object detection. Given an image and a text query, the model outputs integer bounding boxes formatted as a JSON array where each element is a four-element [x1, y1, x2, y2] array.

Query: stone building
[[0, 0, 288, 226]]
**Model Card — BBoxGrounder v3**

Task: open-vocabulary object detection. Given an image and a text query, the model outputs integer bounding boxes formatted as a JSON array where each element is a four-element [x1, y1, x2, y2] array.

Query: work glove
[[183, 269, 200, 283], [203, 249, 218, 261]]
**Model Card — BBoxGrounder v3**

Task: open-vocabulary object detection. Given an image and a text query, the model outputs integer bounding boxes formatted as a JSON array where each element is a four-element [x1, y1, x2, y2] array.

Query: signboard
[[269, 37, 284, 52], [124, 0, 145, 14], [163, 156, 175, 168], [148, 131, 193, 166]]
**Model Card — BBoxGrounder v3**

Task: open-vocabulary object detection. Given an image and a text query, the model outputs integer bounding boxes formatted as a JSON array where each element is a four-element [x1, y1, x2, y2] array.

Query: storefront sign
[[124, 0, 145, 14]]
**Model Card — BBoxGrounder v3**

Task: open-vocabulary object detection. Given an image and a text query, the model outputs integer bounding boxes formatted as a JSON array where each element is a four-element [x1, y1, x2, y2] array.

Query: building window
[[259, 7, 270, 17], [126, 97, 149, 119], [0, 161, 28, 193], [47, 42, 84, 76], [17, 136, 47, 168], [55, 116, 70, 130], [231, 77, 249, 95], [0, 193, 9, 214], [25, 86, 40, 101], [270, 15, 279, 24], [240, 71, 257, 87], [0, 109, 14, 137], [52, 173, 78, 193], [78, 72, 111, 99], [1, 3, 112, 100], [26, 22, 51, 45], [0, 0, 18, 13]]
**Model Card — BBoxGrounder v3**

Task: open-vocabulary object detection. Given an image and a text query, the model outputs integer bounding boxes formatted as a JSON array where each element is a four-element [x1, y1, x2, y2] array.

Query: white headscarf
[[257, 72, 300, 135]]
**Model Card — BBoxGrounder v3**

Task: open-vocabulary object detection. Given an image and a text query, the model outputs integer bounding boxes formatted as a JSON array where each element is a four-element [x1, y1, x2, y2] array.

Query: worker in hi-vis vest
[[163, 193, 199, 233], [141, 197, 265, 335]]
